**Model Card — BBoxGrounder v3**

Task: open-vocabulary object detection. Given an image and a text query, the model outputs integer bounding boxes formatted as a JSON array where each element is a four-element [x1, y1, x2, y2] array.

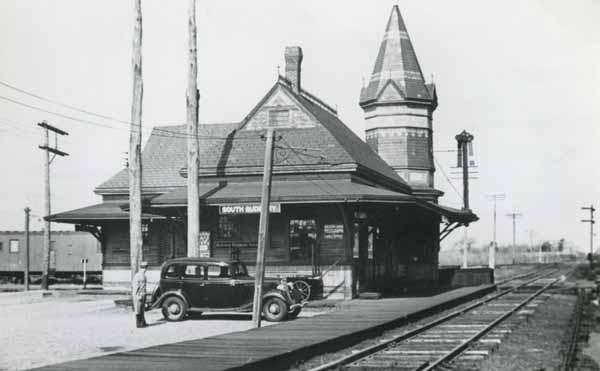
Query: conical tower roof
[[360, 5, 433, 105]]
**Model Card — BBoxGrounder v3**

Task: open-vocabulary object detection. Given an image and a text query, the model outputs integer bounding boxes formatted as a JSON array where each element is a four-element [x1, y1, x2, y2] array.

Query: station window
[[289, 219, 317, 261], [0, 241, 3, 250], [9, 239, 19, 253], [269, 109, 290, 127], [217, 215, 236, 239]]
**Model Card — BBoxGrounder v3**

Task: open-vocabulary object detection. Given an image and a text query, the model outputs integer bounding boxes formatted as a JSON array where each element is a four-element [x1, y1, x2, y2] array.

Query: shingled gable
[[94, 123, 238, 195], [176, 78, 413, 193]]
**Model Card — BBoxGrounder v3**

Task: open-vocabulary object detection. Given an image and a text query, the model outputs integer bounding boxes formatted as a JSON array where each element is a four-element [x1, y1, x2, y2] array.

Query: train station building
[[50, 6, 477, 299]]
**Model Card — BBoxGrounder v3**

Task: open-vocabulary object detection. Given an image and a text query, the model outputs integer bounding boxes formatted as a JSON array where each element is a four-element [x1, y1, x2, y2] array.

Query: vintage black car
[[150, 257, 306, 322]]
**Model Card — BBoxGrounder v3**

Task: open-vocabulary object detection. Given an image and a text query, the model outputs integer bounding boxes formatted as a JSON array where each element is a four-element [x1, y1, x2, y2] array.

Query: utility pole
[[462, 228, 469, 268], [24, 207, 30, 291], [581, 205, 595, 268], [38, 121, 68, 290], [252, 128, 275, 328], [187, 0, 200, 257], [526, 229, 540, 264], [129, 0, 144, 279], [506, 212, 523, 264], [486, 194, 505, 269]]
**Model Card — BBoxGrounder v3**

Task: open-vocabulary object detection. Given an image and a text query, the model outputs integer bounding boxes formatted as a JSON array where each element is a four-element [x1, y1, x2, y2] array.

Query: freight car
[[0, 230, 102, 283]]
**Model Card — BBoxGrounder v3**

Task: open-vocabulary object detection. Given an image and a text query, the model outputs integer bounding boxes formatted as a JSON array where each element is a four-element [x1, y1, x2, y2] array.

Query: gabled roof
[[360, 5, 434, 106], [294, 87, 409, 190], [95, 123, 238, 194], [96, 79, 412, 195]]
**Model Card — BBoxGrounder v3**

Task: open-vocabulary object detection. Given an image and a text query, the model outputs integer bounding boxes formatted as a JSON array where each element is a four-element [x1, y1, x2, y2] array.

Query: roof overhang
[[48, 182, 477, 229], [150, 180, 415, 207], [47, 202, 164, 225], [421, 201, 479, 225]]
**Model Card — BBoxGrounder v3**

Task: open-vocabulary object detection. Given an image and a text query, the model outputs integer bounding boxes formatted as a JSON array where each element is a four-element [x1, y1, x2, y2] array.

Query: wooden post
[[82, 258, 87, 289], [462, 227, 468, 268], [486, 194, 504, 269], [488, 242, 495, 270], [187, 0, 200, 257], [37, 121, 68, 290], [129, 0, 144, 279], [252, 128, 275, 328], [512, 215, 516, 264], [490, 197, 497, 269], [506, 212, 522, 265], [24, 207, 30, 291], [41, 127, 51, 289], [581, 205, 595, 268]]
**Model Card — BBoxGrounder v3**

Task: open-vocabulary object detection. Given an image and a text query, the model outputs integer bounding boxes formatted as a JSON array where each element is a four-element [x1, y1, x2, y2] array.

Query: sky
[[0, 0, 598, 252]]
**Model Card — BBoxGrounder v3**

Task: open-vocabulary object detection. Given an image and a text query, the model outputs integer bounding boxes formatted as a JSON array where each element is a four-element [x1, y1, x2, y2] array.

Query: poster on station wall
[[199, 231, 211, 257], [324, 224, 344, 240]]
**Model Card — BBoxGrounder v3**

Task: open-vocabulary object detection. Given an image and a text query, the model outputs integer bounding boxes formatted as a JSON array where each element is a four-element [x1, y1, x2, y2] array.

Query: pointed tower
[[360, 5, 439, 200]]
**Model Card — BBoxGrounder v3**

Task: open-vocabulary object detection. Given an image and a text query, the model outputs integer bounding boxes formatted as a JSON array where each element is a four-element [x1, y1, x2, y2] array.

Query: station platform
[[32, 284, 495, 371]]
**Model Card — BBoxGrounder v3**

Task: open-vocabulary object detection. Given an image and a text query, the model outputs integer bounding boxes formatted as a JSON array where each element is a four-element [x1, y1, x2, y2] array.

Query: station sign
[[219, 203, 281, 215]]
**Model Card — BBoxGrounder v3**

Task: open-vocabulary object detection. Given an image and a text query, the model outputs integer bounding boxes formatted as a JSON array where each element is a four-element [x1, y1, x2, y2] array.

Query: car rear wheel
[[263, 297, 288, 322], [161, 296, 187, 321]]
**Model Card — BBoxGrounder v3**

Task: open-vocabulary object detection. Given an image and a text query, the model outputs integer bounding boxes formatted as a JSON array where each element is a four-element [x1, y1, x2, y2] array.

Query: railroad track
[[307, 269, 568, 371]]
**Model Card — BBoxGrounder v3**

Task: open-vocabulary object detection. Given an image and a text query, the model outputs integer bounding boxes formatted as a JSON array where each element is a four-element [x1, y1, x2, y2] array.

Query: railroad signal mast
[[581, 205, 595, 268], [454, 130, 475, 211], [455, 130, 474, 268], [38, 121, 69, 290]]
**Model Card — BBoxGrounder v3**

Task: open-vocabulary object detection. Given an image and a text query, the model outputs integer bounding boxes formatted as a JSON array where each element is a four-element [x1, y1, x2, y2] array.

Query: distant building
[[0, 231, 102, 280], [49, 6, 476, 298]]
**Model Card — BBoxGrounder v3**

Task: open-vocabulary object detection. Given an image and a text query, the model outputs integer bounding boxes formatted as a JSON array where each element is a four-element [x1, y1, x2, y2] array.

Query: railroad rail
[[306, 269, 566, 371]]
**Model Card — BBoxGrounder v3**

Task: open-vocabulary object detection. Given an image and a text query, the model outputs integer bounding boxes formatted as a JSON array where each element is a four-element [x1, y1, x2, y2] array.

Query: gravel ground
[[475, 291, 577, 371], [572, 264, 600, 370], [0, 292, 323, 371]]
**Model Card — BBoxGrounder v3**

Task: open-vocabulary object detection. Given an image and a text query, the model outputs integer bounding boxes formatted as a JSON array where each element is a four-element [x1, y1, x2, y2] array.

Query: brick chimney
[[284, 46, 303, 93]]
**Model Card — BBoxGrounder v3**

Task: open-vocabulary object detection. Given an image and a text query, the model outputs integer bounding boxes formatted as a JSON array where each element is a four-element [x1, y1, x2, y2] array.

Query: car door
[[203, 263, 236, 308], [230, 262, 254, 307], [181, 264, 206, 308], [161, 263, 184, 293]]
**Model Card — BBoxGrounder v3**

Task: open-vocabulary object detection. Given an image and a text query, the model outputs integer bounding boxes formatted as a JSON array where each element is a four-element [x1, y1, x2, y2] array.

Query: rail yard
[[289, 263, 595, 371]]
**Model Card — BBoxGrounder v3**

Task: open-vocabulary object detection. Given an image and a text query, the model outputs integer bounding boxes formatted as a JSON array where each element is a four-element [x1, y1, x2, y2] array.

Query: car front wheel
[[287, 306, 301, 319], [263, 297, 288, 322], [161, 296, 187, 321]]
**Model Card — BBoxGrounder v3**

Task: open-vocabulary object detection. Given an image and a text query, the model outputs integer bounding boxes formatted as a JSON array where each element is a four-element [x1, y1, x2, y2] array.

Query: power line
[[278, 136, 342, 197], [0, 91, 257, 141], [433, 155, 462, 202], [0, 80, 131, 125], [0, 94, 124, 131], [0, 80, 269, 141]]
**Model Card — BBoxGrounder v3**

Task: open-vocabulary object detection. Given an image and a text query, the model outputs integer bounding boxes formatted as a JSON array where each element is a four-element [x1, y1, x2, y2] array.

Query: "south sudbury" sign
[[219, 203, 281, 215]]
